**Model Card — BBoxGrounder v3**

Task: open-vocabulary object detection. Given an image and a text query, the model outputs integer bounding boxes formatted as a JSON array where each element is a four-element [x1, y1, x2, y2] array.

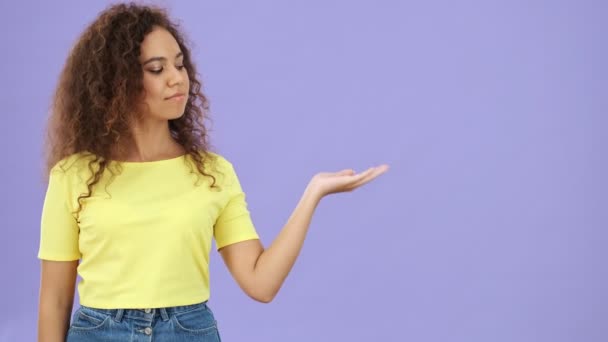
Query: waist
[[79, 300, 210, 321]]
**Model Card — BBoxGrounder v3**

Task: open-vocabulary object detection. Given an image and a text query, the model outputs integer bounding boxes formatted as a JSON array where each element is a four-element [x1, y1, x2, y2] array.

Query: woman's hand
[[307, 164, 390, 198]]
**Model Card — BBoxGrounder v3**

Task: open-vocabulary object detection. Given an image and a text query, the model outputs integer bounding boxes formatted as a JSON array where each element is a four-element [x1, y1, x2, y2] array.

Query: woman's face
[[137, 27, 190, 121]]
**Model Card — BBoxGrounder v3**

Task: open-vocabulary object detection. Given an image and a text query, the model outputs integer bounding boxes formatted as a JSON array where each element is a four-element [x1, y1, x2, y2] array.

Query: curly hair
[[44, 2, 218, 217]]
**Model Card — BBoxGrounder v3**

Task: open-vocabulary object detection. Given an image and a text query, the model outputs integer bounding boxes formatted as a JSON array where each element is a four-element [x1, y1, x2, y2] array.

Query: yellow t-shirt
[[37, 151, 259, 309]]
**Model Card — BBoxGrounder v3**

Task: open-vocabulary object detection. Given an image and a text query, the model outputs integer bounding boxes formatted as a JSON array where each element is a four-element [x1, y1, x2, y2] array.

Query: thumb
[[337, 169, 355, 176]]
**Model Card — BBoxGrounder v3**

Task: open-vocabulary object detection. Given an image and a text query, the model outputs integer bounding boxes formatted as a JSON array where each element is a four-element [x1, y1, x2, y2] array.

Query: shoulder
[[202, 151, 235, 171], [200, 151, 242, 186], [49, 151, 99, 181], [52, 151, 97, 169]]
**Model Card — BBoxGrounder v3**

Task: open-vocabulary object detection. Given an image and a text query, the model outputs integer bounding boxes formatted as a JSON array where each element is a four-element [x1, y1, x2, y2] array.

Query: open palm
[[309, 164, 390, 197]]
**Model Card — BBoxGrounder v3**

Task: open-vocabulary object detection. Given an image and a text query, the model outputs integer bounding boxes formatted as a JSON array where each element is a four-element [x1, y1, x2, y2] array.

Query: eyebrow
[[142, 52, 184, 66]]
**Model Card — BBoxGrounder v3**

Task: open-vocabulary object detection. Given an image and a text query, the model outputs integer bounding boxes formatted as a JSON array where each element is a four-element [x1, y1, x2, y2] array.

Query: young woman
[[37, 3, 388, 341]]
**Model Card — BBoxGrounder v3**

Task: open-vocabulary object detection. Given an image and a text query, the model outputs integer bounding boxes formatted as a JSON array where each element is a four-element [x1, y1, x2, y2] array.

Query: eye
[[148, 65, 185, 75]]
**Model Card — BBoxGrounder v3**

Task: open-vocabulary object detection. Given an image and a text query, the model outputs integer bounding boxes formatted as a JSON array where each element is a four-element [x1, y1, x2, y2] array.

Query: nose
[[167, 65, 185, 86]]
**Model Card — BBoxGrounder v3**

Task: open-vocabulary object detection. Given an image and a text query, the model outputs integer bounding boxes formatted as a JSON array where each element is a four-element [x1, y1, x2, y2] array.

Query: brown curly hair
[[44, 2, 219, 217]]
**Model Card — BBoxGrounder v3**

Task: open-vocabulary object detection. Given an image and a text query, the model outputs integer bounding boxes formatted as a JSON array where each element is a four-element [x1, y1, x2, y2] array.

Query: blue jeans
[[66, 301, 222, 341]]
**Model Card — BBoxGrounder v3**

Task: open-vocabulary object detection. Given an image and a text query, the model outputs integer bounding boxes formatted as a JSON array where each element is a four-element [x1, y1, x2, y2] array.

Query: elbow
[[247, 288, 277, 304], [255, 294, 275, 304], [253, 295, 274, 304]]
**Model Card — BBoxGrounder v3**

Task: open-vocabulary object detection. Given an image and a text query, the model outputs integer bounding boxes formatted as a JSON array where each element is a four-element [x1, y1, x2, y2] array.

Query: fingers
[[354, 165, 387, 179], [348, 165, 389, 189]]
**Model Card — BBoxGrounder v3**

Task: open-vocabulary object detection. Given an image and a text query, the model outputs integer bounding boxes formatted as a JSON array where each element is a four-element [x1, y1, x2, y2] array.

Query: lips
[[165, 93, 186, 100]]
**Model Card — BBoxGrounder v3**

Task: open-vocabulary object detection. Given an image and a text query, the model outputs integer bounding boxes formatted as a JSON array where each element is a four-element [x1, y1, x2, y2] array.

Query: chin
[[168, 111, 186, 120]]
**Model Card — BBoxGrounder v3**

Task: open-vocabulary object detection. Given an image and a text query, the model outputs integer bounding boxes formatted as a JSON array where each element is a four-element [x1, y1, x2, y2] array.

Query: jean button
[[144, 327, 152, 335], [144, 308, 151, 313]]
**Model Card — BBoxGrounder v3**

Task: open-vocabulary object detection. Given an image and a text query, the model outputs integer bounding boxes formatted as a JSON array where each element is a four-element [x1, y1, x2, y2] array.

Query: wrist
[[304, 183, 324, 203]]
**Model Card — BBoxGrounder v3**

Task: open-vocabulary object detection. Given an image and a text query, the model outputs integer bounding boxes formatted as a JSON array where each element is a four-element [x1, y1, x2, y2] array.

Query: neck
[[114, 118, 185, 162]]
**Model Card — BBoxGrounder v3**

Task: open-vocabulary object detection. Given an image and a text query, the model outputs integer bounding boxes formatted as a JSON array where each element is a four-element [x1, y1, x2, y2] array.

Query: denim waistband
[[79, 301, 209, 323]]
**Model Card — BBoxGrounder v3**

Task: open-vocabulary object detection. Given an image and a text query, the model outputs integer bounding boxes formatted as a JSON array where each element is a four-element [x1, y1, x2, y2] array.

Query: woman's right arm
[[38, 259, 78, 342]]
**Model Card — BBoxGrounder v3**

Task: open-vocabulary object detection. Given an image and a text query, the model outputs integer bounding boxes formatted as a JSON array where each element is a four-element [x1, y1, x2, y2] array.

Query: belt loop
[[113, 309, 124, 322], [160, 308, 169, 321]]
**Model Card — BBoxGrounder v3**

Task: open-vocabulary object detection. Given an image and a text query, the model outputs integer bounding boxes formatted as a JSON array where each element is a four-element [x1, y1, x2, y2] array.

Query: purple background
[[0, 0, 606, 341]]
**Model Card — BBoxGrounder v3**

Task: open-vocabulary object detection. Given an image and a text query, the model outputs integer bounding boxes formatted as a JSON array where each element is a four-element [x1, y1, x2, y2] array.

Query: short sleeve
[[37, 167, 81, 261], [213, 159, 259, 251]]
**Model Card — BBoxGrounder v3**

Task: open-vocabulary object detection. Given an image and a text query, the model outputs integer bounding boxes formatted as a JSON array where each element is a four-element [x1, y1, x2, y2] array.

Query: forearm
[[252, 185, 322, 300], [38, 301, 72, 342]]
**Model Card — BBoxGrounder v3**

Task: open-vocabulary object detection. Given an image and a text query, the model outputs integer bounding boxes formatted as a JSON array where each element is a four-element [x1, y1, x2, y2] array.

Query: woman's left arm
[[219, 164, 389, 303]]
